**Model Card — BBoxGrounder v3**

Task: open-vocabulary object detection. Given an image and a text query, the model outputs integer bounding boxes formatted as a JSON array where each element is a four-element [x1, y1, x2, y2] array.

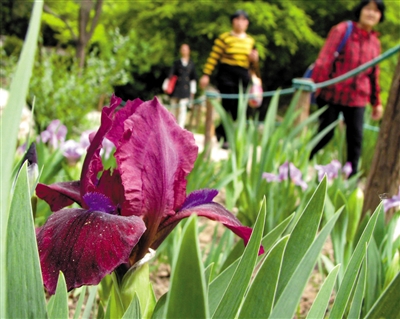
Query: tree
[[43, 0, 103, 68], [362, 54, 400, 221], [76, 0, 103, 68]]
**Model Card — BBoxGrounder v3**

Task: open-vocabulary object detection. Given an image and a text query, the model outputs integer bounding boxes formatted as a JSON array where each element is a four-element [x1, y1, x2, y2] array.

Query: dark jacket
[[169, 59, 197, 99]]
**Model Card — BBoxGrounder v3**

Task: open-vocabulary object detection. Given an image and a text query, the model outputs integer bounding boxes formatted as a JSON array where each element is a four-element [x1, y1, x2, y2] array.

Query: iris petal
[[96, 169, 125, 209], [157, 202, 264, 255], [106, 98, 143, 148], [37, 207, 146, 294], [36, 181, 82, 211], [81, 95, 122, 195], [114, 98, 198, 218], [181, 189, 218, 210]]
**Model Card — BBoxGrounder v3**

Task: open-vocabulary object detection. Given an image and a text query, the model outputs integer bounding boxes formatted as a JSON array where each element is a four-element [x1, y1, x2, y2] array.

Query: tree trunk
[[362, 54, 400, 221], [76, 0, 103, 69]]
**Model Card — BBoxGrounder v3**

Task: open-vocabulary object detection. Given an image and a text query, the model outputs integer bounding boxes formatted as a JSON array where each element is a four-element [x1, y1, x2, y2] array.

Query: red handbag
[[165, 75, 178, 95]]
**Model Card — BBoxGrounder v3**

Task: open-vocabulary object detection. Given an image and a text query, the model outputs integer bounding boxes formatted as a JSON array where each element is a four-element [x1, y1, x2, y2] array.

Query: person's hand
[[199, 75, 210, 90], [371, 104, 383, 120], [249, 49, 259, 63]]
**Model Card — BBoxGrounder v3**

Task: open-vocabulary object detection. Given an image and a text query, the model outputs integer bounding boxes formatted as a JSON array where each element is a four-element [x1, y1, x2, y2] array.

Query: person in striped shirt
[[200, 10, 259, 148]]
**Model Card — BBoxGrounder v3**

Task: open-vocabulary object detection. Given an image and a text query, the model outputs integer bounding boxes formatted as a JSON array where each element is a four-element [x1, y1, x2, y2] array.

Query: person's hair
[[230, 10, 249, 23], [354, 0, 385, 22]]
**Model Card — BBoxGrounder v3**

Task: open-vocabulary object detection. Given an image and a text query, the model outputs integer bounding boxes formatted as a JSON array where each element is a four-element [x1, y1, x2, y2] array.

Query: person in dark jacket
[[164, 43, 197, 128], [309, 0, 385, 176]]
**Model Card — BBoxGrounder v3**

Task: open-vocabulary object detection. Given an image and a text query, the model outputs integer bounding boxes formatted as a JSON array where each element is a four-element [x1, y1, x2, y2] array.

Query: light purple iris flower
[[342, 162, 353, 178], [39, 119, 67, 149], [36, 96, 263, 294], [315, 160, 353, 181], [262, 162, 308, 191], [383, 187, 400, 213], [80, 130, 115, 160], [62, 140, 85, 165]]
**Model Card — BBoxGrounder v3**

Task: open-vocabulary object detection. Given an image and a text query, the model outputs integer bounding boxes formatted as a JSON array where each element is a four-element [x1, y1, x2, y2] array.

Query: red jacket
[[312, 21, 381, 108]]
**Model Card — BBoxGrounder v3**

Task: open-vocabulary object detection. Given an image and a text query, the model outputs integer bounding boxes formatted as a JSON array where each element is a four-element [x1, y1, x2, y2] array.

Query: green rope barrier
[[293, 43, 400, 91], [205, 44, 400, 98]]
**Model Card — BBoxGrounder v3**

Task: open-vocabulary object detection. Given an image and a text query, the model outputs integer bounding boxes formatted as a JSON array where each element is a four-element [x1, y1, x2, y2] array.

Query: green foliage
[[165, 215, 209, 318], [47, 272, 69, 319], [29, 49, 128, 133], [0, 3, 45, 318], [6, 164, 47, 319], [2, 2, 399, 316]]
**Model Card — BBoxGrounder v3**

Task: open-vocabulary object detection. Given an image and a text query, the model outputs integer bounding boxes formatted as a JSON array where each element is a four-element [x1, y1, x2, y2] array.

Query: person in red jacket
[[309, 0, 385, 176]]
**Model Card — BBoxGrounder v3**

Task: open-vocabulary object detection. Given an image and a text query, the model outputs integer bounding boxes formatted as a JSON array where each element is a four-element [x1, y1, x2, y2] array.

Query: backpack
[[303, 20, 353, 80]]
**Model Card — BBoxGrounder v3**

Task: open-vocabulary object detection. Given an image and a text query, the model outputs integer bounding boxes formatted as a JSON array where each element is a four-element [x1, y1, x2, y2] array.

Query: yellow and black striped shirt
[[203, 32, 255, 75]]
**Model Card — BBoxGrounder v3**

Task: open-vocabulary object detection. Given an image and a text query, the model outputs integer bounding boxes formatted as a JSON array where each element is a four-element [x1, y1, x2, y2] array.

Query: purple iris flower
[[39, 119, 67, 149], [80, 130, 114, 160], [79, 130, 94, 151], [36, 96, 263, 294], [342, 162, 353, 178], [383, 187, 400, 213], [101, 137, 115, 160], [262, 162, 308, 191], [315, 160, 352, 181], [62, 140, 85, 165]]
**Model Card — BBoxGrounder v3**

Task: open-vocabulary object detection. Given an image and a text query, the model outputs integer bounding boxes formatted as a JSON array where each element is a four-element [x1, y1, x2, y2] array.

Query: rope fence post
[[292, 78, 315, 126], [204, 96, 214, 154]]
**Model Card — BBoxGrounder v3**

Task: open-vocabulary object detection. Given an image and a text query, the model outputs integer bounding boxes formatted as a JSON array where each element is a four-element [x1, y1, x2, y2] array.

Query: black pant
[[309, 97, 365, 175], [215, 64, 250, 142]]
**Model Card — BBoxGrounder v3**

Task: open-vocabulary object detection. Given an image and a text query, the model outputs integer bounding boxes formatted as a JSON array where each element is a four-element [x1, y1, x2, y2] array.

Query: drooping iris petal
[[289, 163, 308, 191], [114, 98, 198, 218], [262, 172, 280, 183], [278, 162, 289, 181], [383, 187, 400, 213], [158, 201, 264, 255], [315, 160, 341, 182], [36, 181, 82, 211], [37, 207, 146, 294]]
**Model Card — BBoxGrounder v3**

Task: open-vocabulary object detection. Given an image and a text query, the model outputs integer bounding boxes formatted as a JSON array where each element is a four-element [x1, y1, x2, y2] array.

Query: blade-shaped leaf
[[276, 177, 327, 300], [329, 205, 381, 319], [165, 215, 209, 318], [0, 3, 43, 318], [364, 271, 400, 319], [6, 164, 47, 318], [82, 286, 98, 319], [212, 199, 266, 319], [121, 263, 156, 319], [271, 209, 341, 319], [47, 272, 69, 319], [364, 238, 380, 314], [122, 293, 141, 319], [151, 293, 167, 319], [238, 236, 289, 319], [306, 265, 341, 319], [73, 286, 87, 319], [204, 263, 215, 285], [220, 213, 293, 272], [347, 256, 367, 319]]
